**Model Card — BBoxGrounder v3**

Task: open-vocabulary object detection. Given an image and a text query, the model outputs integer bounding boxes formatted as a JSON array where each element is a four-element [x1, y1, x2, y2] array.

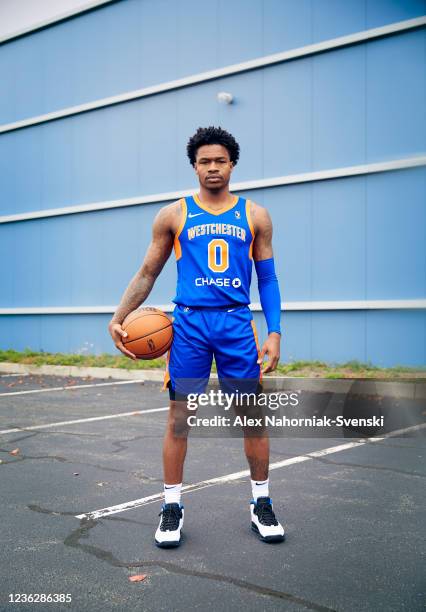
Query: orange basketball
[[122, 307, 173, 359]]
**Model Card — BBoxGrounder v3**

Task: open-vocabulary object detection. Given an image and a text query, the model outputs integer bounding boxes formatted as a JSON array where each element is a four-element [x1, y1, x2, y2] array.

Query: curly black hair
[[186, 126, 240, 166]]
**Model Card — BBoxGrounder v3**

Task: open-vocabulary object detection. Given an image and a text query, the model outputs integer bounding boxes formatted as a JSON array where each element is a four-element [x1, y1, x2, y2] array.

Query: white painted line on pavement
[[75, 422, 426, 520], [0, 406, 169, 435], [0, 373, 28, 378], [0, 379, 146, 397]]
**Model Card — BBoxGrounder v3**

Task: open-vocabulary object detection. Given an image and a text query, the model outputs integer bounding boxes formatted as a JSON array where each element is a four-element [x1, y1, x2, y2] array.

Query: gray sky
[[0, 0, 102, 38]]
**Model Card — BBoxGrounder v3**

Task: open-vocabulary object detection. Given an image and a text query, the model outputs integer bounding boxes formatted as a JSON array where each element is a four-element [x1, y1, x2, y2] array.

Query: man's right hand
[[108, 322, 138, 360]]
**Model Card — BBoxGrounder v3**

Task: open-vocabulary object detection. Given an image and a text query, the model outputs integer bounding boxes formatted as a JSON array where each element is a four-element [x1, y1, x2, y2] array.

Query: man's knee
[[232, 382, 267, 436], [166, 399, 193, 437]]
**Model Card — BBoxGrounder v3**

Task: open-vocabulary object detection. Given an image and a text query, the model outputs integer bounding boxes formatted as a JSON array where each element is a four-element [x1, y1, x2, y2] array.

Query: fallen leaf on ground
[[9, 448, 20, 456], [128, 574, 147, 583]]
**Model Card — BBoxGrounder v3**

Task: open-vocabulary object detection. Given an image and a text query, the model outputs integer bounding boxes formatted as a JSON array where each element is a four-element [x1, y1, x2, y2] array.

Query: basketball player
[[109, 127, 284, 547]]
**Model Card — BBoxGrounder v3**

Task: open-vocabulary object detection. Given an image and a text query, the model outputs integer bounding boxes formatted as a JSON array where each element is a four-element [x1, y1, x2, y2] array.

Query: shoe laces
[[159, 503, 182, 531], [255, 497, 278, 526]]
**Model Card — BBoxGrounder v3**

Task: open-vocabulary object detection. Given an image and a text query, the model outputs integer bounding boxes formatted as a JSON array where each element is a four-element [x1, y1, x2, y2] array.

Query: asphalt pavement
[[0, 373, 424, 612]]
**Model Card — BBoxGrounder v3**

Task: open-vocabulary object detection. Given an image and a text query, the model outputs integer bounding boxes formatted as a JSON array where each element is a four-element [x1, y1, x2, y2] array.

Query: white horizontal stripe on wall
[[1, 155, 425, 224], [0, 0, 118, 44], [0, 16, 424, 134], [1, 300, 425, 315]]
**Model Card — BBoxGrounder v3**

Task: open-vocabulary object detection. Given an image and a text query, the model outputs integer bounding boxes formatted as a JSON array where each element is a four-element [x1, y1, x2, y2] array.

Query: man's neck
[[198, 186, 234, 210]]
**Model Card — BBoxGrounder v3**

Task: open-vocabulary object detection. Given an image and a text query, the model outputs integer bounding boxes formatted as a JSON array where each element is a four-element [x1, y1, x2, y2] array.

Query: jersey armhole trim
[[246, 199, 255, 260], [174, 198, 187, 261]]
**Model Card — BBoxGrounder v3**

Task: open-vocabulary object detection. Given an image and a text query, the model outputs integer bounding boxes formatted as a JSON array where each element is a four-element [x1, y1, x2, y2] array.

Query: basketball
[[122, 307, 173, 359]]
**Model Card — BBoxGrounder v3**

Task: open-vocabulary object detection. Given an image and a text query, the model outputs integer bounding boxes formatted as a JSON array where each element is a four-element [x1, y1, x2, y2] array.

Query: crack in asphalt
[[0, 432, 40, 443], [62, 518, 335, 611], [26, 504, 336, 610], [110, 435, 158, 454], [375, 441, 426, 450], [0, 451, 68, 465], [0, 426, 103, 439], [28, 505, 80, 517], [269, 448, 425, 479], [311, 456, 426, 478], [0, 450, 126, 473]]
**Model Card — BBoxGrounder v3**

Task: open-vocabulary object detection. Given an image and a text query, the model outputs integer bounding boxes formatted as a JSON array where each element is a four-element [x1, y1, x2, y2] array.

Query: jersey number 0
[[208, 239, 229, 272]]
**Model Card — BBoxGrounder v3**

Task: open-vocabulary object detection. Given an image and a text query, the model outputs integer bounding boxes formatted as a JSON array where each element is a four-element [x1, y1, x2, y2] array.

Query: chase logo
[[195, 277, 242, 288]]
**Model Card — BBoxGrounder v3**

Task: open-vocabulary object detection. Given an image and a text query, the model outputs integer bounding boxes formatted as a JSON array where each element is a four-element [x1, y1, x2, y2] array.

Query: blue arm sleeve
[[254, 257, 281, 335]]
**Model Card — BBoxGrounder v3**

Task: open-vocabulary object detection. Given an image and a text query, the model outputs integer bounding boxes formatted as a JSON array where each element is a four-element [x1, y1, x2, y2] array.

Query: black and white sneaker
[[250, 497, 285, 543], [154, 503, 184, 548]]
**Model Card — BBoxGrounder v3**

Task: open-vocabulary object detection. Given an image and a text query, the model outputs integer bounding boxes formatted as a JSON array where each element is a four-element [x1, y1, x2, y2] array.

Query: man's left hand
[[257, 332, 281, 374]]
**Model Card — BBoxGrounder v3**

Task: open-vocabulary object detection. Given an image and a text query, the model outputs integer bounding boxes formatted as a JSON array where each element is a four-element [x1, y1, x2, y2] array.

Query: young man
[[109, 126, 284, 547]]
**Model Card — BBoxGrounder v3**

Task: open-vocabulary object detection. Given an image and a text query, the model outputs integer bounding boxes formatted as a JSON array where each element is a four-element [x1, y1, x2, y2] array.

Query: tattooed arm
[[108, 201, 181, 359]]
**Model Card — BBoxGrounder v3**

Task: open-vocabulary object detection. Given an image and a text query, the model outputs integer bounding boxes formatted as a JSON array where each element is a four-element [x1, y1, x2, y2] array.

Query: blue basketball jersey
[[172, 194, 255, 307]]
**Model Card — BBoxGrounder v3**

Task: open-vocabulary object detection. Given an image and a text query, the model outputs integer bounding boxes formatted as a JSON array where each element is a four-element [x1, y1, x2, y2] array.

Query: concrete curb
[[0, 362, 425, 399], [0, 362, 165, 382]]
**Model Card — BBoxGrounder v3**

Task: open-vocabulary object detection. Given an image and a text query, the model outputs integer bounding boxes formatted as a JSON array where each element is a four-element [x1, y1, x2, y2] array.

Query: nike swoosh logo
[[227, 308, 235, 312], [188, 212, 204, 218], [164, 485, 177, 489]]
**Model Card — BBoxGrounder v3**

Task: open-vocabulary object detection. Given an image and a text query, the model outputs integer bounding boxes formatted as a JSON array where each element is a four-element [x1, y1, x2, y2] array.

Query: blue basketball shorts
[[163, 304, 262, 399]]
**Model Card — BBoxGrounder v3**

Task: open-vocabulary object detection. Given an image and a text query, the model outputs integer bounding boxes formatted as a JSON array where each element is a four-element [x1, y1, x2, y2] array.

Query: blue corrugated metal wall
[[0, 0, 425, 366]]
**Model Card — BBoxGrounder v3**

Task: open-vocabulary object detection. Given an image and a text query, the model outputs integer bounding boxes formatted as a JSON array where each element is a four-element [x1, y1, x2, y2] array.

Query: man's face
[[193, 144, 234, 190]]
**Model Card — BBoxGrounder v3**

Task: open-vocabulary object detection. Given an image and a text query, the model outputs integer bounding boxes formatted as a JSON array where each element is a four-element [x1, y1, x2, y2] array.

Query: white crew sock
[[164, 482, 182, 505], [251, 478, 269, 501]]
